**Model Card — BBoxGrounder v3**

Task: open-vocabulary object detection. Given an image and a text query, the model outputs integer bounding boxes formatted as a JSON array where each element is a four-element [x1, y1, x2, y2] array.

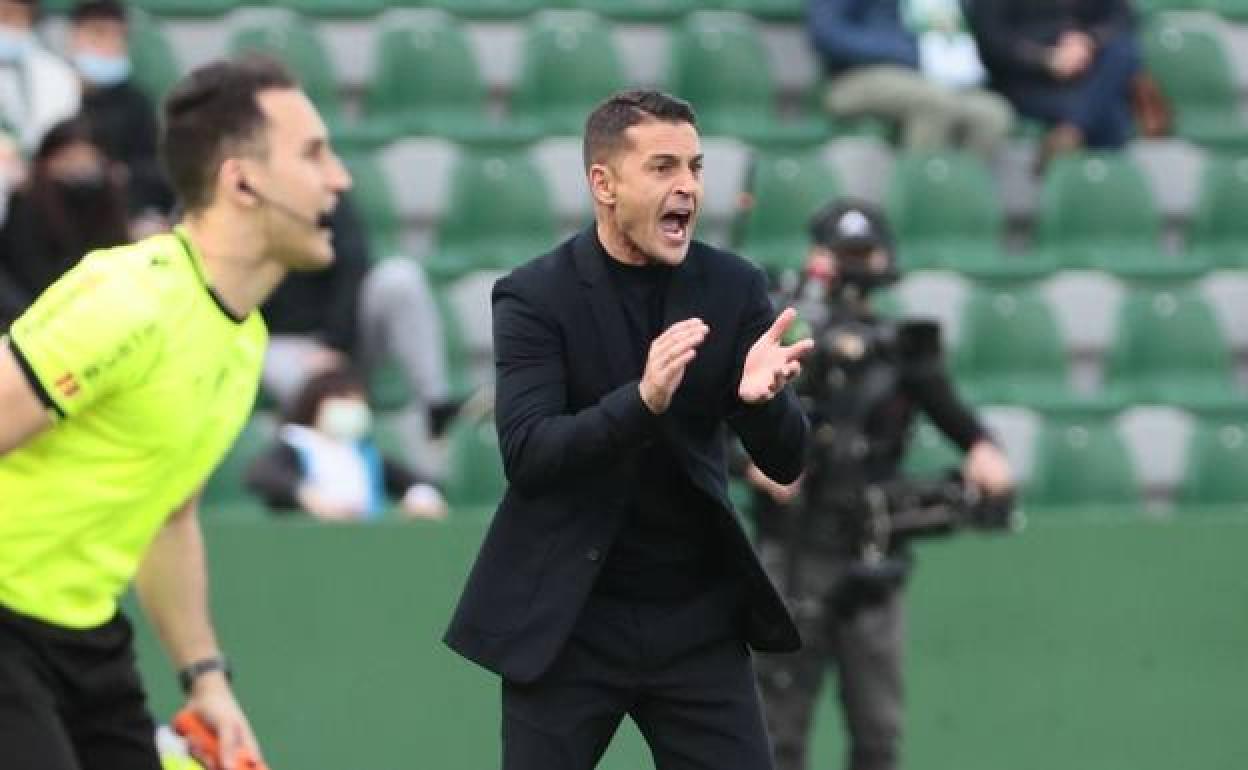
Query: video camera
[[824, 473, 1021, 617]]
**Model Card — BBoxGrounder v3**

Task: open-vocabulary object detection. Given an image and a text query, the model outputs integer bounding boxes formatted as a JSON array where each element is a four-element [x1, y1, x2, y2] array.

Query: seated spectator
[[0, 117, 129, 328], [967, 0, 1141, 167], [809, 0, 1013, 157], [68, 0, 174, 236], [0, 0, 80, 166], [260, 194, 456, 478], [245, 366, 449, 522]]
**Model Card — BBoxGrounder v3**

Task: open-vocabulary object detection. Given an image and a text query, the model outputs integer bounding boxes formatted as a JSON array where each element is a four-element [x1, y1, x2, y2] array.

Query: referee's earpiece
[[238, 179, 254, 195]]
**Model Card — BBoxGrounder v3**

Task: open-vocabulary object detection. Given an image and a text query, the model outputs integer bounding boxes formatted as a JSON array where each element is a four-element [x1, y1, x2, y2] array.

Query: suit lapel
[[572, 229, 641, 390]]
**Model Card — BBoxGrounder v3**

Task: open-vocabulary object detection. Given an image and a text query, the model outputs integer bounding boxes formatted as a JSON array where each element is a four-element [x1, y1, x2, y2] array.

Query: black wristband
[[178, 655, 231, 694]]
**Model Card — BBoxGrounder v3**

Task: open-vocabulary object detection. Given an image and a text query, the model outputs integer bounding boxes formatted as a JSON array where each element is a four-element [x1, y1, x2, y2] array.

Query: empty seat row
[[906, 410, 1248, 512], [737, 147, 1248, 277], [46, 0, 808, 22], [117, 10, 826, 149], [943, 284, 1245, 413], [361, 142, 1248, 284]]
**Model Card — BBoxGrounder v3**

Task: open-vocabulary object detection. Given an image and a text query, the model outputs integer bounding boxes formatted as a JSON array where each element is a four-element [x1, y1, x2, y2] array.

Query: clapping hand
[[738, 308, 814, 404]]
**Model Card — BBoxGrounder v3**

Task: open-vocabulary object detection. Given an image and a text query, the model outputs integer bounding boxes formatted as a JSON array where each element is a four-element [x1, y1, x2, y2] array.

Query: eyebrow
[[648, 153, 705, 165], [302, 136, 328, 155]]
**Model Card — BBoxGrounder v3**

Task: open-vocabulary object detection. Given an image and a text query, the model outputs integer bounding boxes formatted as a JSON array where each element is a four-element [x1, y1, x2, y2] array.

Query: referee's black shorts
[[0, 603, 162, 770]]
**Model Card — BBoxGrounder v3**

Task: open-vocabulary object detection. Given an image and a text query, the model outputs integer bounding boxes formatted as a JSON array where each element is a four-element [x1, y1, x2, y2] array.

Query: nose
[[673, 166, 701, 200], [328, 152, 352, 193]]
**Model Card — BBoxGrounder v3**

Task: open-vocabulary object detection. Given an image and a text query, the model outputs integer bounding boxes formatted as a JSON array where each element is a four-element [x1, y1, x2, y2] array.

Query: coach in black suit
[[444, 90, 814, 770]]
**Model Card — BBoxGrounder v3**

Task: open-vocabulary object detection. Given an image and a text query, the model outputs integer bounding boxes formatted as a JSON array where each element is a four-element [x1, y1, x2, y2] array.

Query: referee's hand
[[185, 674, 265, 770]]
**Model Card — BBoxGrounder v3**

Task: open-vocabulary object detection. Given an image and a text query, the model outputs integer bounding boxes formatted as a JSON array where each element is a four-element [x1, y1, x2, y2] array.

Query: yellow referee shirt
[[0, 226, 266, 629]]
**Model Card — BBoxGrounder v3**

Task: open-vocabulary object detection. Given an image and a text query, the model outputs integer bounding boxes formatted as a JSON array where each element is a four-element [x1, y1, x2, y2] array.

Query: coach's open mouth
[[660, 207, 693, 245]]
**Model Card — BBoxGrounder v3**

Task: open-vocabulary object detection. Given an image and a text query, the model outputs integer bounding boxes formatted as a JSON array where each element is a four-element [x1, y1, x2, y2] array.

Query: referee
[[0, 55, 350, 769]]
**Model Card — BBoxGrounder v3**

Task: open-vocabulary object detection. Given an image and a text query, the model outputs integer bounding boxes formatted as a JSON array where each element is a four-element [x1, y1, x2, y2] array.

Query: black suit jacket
[[444, 229, 809, 684]]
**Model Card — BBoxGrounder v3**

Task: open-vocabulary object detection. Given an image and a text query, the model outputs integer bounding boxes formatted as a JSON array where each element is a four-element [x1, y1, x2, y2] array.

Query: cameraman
[[745, 199, 1012, 770]]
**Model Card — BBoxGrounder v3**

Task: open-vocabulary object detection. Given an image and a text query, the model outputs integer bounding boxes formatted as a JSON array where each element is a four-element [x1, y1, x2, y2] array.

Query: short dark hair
[[582, 89, 697, 170], [286, 366, 368, 427], [33, 116, 98, 167], [159, 54, 297, 212], [70, 0, 125, 24]]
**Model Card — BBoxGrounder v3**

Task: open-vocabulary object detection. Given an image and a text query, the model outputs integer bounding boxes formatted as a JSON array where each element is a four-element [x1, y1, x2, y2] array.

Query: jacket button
[[586, 547, 602, 562]]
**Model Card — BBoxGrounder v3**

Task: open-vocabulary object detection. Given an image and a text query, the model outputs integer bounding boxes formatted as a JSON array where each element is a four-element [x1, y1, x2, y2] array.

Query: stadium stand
[[951, 285, 1076, 409], [1024, 416, 1142, 512], [734, 150, 841, 275], [31, 1, 1243, 516]]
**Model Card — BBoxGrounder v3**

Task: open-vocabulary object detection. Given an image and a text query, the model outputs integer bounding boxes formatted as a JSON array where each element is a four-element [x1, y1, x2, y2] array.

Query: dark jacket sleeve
[[808, 0, 919, 72], [244, 441, 305, 511], [492, 273, 658, 496], [905, 363, 991, 452], [726, 268, 810, 485], [321, 195, 370, 356], [967, 0, 1055, 79]]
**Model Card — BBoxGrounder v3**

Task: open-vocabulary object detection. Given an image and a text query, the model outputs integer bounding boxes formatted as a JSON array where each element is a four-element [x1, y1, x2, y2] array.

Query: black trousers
[[0, 604, 162, 770], [501, 584, 775, 770]]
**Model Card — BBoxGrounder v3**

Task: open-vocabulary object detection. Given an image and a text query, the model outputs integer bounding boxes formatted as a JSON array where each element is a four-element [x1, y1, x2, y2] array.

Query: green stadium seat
[[1025, 418, 1141, 511], [1176, 419, 1248, 509], [885, 151, 1041, 277], [1199, 0, 1248, 22], [1132, 0, 1191, 14], [734, 151, 841, 275], [570, 0, 696, 22], [201, 413, 274, 513], [369, 358, 410, 413], [128, 10, 180, 103], [228, 18, 347, 138], [426, 150, 558, 285], [511, 10, 627, 137], [1031, 152, 1202, 279], [1104, 287, 1243, 411], [666, 12, 827, 146], [284, 0, 387, 17], [1143, 16, 1248, 152], [952, 286, 1077, 408], [714, 0, 805, 22], [363, 12, 534, 147], [435, 290, 478, 405], [131, 0, 238, 17], [426, 0, 542, 20], [442, 415, 508, 509], [1186, 155, 1248, 269], [370, 291, 475, 411], [902, 417, 964, 479], [342, 154, 402, 260]]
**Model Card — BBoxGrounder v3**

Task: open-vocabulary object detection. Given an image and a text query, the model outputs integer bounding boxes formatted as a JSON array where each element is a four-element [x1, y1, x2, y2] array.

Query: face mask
[[316, 398, 372, 443], [0, 26, 32, 64], [74, 53, 131, 88]]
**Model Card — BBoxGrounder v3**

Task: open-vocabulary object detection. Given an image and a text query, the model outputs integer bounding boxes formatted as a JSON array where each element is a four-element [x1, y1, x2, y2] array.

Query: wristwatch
[[177, 655, 232, 694]]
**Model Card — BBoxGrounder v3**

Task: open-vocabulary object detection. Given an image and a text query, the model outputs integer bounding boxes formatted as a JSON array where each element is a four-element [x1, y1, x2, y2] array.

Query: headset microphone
[[239, 179, 334, 229]]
